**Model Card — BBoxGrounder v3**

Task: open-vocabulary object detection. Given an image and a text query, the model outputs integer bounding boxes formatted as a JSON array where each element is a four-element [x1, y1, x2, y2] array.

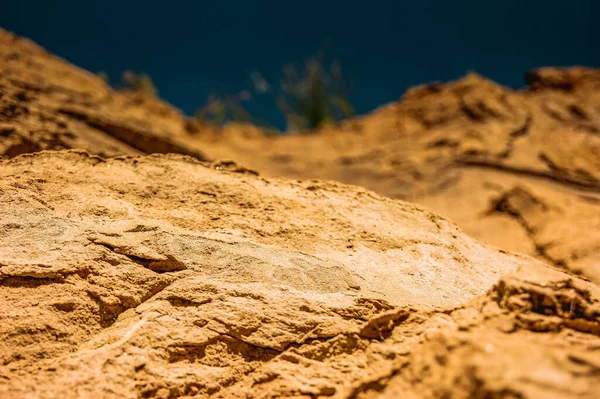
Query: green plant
[[119, 70, 158, 96], [193, 91, 254, 125], [276, 57, 354, 131], [194, 55, 355, 132]]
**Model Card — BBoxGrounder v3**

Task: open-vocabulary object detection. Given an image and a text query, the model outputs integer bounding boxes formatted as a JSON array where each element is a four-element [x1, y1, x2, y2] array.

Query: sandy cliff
[[1, 28, 599, 398]]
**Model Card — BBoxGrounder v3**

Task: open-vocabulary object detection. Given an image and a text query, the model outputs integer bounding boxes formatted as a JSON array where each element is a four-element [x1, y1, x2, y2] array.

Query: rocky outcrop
[[1, 28, 599, 283], [195, 72, 600, 283], [1, 151, 599, 398], [0, 29, 207, 160]]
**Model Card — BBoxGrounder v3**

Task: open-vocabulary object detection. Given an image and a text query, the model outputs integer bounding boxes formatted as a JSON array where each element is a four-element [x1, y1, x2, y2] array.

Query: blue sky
[[3, 0, 599, 128]]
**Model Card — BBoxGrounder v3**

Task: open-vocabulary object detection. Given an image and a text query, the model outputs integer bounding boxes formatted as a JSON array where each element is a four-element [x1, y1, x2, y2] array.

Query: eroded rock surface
[[1, 28, 599, 282], [197, 71, 600, 283], [1, 151, 599, 398], [0, 28, 205, 160], [1, 28, 600, 398]]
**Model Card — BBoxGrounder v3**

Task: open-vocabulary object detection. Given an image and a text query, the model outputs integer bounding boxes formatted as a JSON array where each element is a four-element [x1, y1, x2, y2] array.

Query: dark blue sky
[[3, 0, 599, 128]]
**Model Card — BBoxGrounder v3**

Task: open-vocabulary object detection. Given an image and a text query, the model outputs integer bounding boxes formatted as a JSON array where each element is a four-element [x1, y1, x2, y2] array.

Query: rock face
[[1, 29, 599, 283], [0, 29, 205, 160], [1, 151, 599, 398], [1, 28, 600, 398], [197, 71, 600, 283]]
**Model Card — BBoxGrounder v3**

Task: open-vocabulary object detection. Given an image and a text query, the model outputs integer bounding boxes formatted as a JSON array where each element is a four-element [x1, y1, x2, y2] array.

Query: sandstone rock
[[196, 72, 600, 283], [1, 151, 599, 398], [1, 28, 598, 283], [1, 28, 600, 398], [0, 28, 206, 160]]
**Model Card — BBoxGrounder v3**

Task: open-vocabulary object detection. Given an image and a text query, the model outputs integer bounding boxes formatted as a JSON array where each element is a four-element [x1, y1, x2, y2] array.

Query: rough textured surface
[[0, 28, 205, 160], [1, 28, 599, 283], [1, 151, 599, 399], [196, 71, 600, 283], [2, 28, 600, 398]]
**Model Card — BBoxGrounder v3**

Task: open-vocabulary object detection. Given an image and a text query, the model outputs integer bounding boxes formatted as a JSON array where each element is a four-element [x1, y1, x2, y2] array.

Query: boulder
[[1, 151, 599, 398]]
